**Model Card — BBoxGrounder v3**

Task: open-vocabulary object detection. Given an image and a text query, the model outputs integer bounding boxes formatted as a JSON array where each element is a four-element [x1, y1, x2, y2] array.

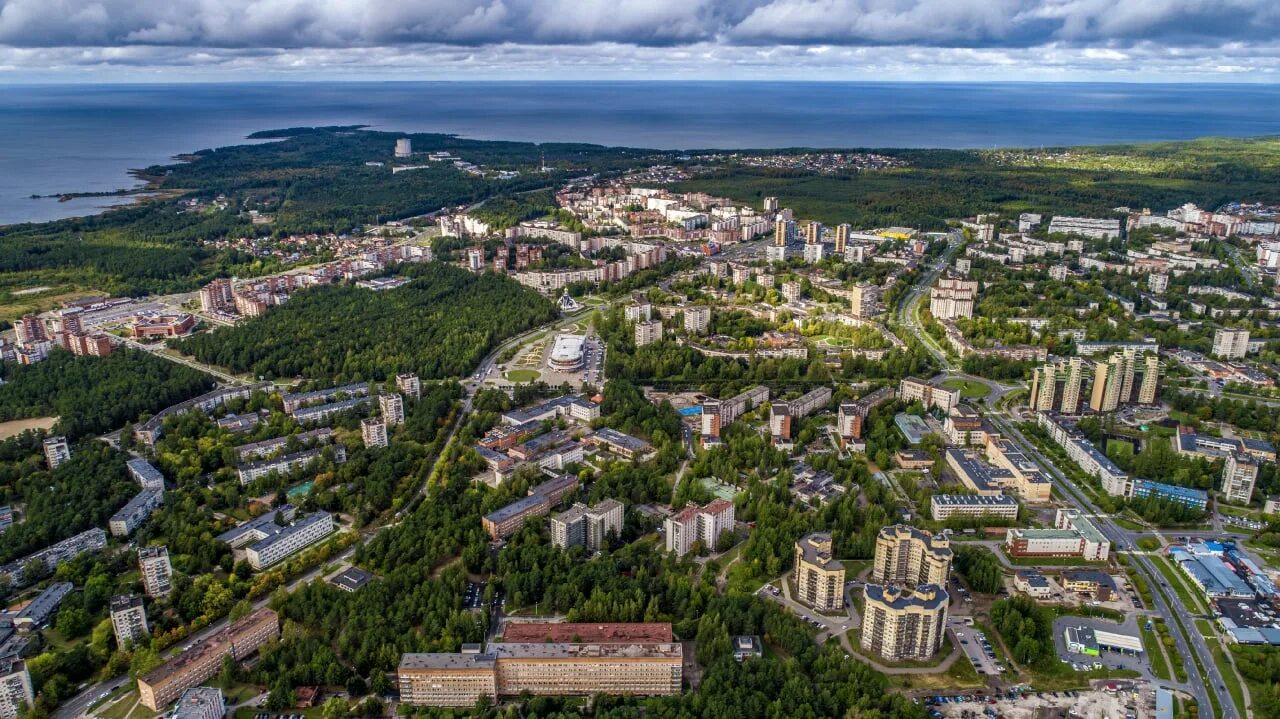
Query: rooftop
[[502, 622, 673, 643]]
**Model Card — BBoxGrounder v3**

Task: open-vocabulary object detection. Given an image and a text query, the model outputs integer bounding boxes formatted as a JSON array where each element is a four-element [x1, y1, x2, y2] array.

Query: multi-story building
[[244, 512, 335, 570], [396, 373, 421, 400], [634, 319, 663, 347], [135, 383, 273, 449], [929, 494, 1019, 521], [139, 546, 173, 598], [237, 446, 344, 484], [872, 525, 952, 587], [1089, 350, 1159, 412], [1005, 510, 1109, 561], [482, 475, 580, 540], [1223, 452, 1260, 505], [1148, 273, 1168, 295], [110, 594, 149, 646], [1029, 357, 1086, 414], [171, 687, 225, 719], [794, 533, 845, 612], [834, 223, 850, 255], [684, 306, 711, 335], [282, 382, 371, 414], [860, 584, 949, 661], [1212, 328, 1251, 360], [849, 283, 879, 319], [361, 417, 389, 448], [774, 218, 794, 246], [549, 499, 624, 552], [137, 608, 279, 711], [664, 499, 735, 556], [198, 278, 234, 313], [0, 528, 107, 588], [126, 458, 166, 490], [13, 582, 72, 632], [928, 279, 978, 320], [1047, 216, 1120, 239], [42, 436, 70, 470], [898, 378, 959, 414], [836, 387, 895, 446], [768, 387, 833, 443], [14, 315, 48, 345], [0, 659, 34, 719], [108, 488, 164, 537], [379, 393, 405, 426], [699, 386, 770, 441], [499, 395, 599, 426], [781, 280, 802, 304], [235, 428, 333, 462], [398, 623, 681, 707]]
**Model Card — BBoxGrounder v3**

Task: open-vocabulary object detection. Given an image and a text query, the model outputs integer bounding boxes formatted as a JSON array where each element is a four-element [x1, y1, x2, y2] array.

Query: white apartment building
[[549, 500, 624, 552], [664, 500, 734, 556], [1223, 453, 1260, 505], [139, 546, 173, 597], [1212, 328, 1250, 360], [245, 513, 336, 570], [684, 306, 711, 335], [362, 417, 389, 448], [108, 489, 164, 537], [930, 495, 1019, 521], [42, 436, 70, 470], [396, 373, 421, 400], [380, 393, 405, 426], [928, 279, 977, 320], [110, 594, 149, 646], [634, 320, 663, 347]]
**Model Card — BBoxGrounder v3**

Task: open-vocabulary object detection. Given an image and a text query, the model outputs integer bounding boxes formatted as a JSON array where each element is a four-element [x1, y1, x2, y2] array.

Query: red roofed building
[[502, 622, 673, 644]]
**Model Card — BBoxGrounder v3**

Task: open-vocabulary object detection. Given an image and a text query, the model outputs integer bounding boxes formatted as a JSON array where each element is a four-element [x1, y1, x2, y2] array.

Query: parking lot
[[949, 618, 1004, 676], [464, 581, 487, 609], [1052, 616, 1150, 678], [927, 684, 1152, 719]]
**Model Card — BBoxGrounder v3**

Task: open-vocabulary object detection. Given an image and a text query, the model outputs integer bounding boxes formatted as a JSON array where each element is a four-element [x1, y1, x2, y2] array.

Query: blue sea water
[[1, 81, 1279, 226]]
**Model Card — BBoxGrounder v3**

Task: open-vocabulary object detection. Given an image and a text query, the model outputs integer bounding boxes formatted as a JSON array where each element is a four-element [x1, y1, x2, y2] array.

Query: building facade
[[794, 533, 846, 611], [860, 584, 949, 662], [549, 499, 624, 552], [110, 594, 149, 647], [872, 525, 952, 587], [139, 546, 173, 597], [664, 499, 735, 556], [137, 609, 279, 711]]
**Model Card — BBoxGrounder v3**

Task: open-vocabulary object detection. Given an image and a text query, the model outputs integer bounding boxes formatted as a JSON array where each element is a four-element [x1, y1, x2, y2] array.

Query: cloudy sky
[[1, 0, 1279, 82]]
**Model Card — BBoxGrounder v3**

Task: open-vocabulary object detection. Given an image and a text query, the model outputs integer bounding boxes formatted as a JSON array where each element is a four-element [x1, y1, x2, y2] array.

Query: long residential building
[[137, 608, 280, 711], [861, 584, 949, 661], [930, 494, 1019, 521], [898, 378, 959, 414], [664, 499, 735, 557], [237, 446, 345, 484], [872, 525, 952, 587], [281, 382, 370, 413], [108, 488, 165, 537], [768, 387, 833, 443], [398, 623, 681, 707], [836, 386, 895, 445], [135, 383, 272, 448], [482, 475, 580, 540], [0, 528, 107, 587], [290, 396, 376, 425], [235, 428, 333, 461], [700, 385, 770, 441], [244, 512, 335, 570]]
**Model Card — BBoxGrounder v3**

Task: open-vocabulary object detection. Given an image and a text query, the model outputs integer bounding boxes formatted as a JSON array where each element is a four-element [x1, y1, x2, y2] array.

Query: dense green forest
[[0, 349, 214, 439], [175, 264, 558, 381], [0, 437, 135, 568]]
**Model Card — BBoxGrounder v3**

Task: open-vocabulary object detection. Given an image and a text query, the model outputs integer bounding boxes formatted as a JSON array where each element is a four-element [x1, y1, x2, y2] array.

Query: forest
[[175, 264, 558, 382], [0, 349, 214, 440]]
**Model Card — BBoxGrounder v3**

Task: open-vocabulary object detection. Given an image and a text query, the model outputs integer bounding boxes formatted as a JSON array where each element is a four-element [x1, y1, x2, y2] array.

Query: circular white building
[[548, 334, 586, 371]]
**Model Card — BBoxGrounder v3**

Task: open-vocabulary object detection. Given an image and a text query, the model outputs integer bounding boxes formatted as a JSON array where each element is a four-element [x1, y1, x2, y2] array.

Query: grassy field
[[0, 415, 58, 439], [941, 379, 990, 399], [1137, 537, 1162, 552], [1152, 556, 1208, 615], [1106, 440, 1135, 461], [504, 369, 541, 382], [1141, 621, 1172, 681]]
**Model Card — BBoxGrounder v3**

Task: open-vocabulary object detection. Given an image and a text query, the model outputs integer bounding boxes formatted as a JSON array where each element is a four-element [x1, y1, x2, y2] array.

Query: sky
[[1, 0, 1279, 83]]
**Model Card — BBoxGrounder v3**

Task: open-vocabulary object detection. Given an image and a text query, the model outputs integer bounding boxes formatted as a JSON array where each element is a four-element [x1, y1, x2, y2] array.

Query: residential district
[[4, 138, 1280, 719]]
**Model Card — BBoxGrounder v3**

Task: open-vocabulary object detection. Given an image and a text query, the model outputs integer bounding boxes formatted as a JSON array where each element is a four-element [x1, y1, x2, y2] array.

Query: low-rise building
[[13, 582, 72, 632], [108, 488, 164, 537], [482, 475, 579, 540], [0, 659, 34, 719], [1013, 570, 1052, 598], [126, 458, 166, 490]]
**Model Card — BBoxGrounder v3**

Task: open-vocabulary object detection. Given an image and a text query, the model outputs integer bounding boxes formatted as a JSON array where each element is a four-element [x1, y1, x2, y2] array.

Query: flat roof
[[932, 494, 1017, 507], [399, 653, 496, 671], [592, 427, 652, 452], [329, 566, 373, 591], [503, 622, 672, 644], [491, 642, 682, 660]]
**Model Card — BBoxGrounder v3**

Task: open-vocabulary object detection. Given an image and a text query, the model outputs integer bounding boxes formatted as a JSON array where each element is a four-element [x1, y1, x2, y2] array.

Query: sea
[[2, 81, 1279, 227]]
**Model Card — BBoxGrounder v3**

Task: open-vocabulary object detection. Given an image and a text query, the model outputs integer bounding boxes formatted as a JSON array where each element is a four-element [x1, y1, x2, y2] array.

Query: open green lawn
[[941, 379, 990, 399], [1137, 537, 1162, 552], [1106, 440, 1135, 460], [1141, 621, 1171, 681], [504, 369, 541, 382]]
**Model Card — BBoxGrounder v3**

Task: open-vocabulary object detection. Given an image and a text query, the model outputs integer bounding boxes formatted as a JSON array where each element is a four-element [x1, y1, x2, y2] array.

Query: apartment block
[[361, 417, 388, 448], [768, 387, 833, 443], [664, 499, 735, 556], [137, 608, 279, 711], [836, 387, 894, 446], [42, 436, 70, 470], [108, 488, 164, 537], [872, 525, 952, 587], [126, 458, 166, 490], [794, 533, 846, 612], [684, 305, 711, 335], [1089, 350, 1159, 412], [861, 584, 949, 662], [244, 512, 335, 570], [237, 446, 344, 484], [0, 528, 106, 587], [482, 475, 580, 540], [1029, 357, 1086, 415], [1223, 453, 1260, 505], [930, 494, 1019, 521], [849, 283, 879, 319], [379, 393, 405, 426], [398, 625, 681, 707], [634, 319, 663, 347], [699, 386, 769, 441], [549, 499, 624, 552], [898, 378, 959, 414], [1212, 328, 1250, 360], [139, 546, 173, 597], [110, 594, 149, 647], [171, 688, 225, 719], [396, 373, 421, 400], [928, 278, 978, 320]]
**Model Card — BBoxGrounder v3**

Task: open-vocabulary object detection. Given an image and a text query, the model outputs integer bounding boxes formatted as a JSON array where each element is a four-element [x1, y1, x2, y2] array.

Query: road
[[112, 335, 247, 385], [983, 411, 1231, 719], [894, 230, 963, 370]]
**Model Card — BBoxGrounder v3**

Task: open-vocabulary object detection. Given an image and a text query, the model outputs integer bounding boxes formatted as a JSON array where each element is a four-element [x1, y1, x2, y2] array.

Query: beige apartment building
[[872, 525, 952, 587], [794, 533, 846, 612], [137, 608, 279, 711], [861, 584, 949, 661]]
